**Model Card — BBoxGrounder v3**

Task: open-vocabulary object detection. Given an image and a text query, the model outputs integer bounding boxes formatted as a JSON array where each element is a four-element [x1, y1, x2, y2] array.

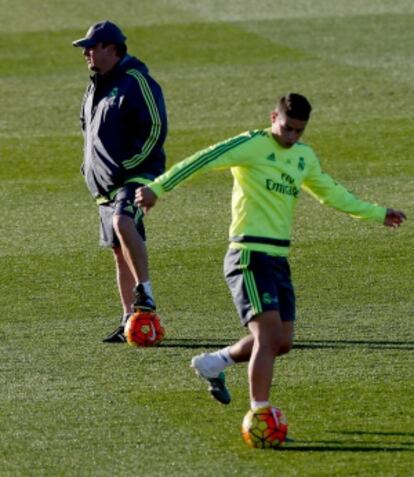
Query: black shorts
[[224, 248, 295, 326], [98, 183, 146, 248]]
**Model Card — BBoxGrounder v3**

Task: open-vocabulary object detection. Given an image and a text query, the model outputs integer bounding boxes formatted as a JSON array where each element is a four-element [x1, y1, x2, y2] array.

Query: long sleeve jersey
[[80, 54, 168, 201], [148, 129, 386, 256]]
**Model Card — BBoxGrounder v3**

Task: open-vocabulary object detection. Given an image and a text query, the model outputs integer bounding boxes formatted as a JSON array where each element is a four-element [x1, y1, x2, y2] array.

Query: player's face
[[271, 111, 308, 148], [82, 43, 116, 74]]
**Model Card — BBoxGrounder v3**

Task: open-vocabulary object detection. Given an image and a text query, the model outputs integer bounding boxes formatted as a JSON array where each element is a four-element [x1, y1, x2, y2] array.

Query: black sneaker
[[133, 284, 156, 312], [102, 325, 126, 343]]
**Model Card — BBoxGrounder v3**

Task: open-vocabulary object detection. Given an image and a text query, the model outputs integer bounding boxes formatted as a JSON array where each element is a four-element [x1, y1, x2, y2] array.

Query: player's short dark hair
[[276, 93, 312, 121]]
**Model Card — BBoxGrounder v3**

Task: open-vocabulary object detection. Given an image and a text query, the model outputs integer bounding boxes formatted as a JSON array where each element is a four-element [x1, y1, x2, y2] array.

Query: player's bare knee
[[277, 340, 293, 356], [257, 334, 284, 357]]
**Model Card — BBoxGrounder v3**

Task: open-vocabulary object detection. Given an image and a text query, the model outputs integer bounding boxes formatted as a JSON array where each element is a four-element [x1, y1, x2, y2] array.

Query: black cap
[[72, 21, 126, 48]]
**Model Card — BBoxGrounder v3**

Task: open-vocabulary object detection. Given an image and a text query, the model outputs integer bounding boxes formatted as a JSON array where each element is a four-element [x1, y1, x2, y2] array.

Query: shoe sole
[[102, 327, 127, 343], [207, 374, 231, 405], [102, 335, 126, 343], [191, 362, 231, 405]]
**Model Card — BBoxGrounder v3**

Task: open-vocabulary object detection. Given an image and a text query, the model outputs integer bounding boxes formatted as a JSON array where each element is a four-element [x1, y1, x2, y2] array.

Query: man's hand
[[135, 186, 158, 214], [384, 208, 407, 228]]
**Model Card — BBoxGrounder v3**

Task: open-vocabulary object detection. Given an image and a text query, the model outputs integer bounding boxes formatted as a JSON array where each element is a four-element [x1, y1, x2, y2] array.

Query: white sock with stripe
[[210, 346, 235, 368]]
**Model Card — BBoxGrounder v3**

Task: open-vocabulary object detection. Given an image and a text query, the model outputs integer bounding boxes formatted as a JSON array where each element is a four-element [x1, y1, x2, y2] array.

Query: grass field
[[0, 1, 413, 476]]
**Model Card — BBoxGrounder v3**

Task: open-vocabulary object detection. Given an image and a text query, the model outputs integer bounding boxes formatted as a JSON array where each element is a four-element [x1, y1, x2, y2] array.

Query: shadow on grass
[[280, 442, 413, 452], [281, 429, 414, 452], [293, 339, 414, 351], [160, 338, 414, 351], [338, 430, 414, 438], [161, 338, 235, 348]]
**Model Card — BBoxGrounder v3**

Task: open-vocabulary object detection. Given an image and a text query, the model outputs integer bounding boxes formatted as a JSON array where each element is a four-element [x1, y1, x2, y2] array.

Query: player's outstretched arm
[[384, 208, 407, 228], [135, 186, 158, 214]]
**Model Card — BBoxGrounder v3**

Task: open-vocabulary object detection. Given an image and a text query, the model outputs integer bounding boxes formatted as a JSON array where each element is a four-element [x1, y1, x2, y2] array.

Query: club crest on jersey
[[262, 293, 278, 305], [108, 87, 119, 98]]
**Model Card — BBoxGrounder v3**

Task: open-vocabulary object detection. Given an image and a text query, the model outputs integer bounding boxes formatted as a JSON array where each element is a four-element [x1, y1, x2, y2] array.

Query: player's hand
[[384, 208, 407, 228], [135, 186, 158, 214]]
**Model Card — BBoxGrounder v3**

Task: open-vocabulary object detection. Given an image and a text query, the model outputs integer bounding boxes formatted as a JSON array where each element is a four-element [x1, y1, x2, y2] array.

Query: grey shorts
[[98, 183, 146, 248], [224, 248, 295, 326]]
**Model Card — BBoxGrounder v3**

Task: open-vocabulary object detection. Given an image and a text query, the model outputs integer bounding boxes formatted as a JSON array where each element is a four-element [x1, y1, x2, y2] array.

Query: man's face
[[271, 111, 308, 148], [82, 43, 116, 74]]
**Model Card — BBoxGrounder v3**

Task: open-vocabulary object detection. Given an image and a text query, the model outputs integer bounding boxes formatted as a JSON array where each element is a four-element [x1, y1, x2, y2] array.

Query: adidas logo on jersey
[[266, 153, 276, 162]]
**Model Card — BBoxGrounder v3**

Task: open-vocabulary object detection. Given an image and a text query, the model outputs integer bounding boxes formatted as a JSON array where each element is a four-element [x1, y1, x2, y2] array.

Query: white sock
[[211, 346, 235, 368], [194, 348, 234, 377], [122, 312, 132, 326], [251, 401, 270, 411]]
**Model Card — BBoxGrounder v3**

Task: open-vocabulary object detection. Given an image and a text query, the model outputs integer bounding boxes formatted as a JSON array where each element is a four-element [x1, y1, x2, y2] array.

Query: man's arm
[[303, 155, 406, 227], [135, 131, 262, 210], [121, 70, 167, 171]]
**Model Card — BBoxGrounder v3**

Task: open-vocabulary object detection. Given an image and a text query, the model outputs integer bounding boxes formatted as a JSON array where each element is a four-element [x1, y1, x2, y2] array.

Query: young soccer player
[[135, 93, 406, 412]]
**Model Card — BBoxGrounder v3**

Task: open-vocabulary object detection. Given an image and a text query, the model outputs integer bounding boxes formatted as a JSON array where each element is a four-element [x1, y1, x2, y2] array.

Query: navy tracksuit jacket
[[80, 54, 168, 200]]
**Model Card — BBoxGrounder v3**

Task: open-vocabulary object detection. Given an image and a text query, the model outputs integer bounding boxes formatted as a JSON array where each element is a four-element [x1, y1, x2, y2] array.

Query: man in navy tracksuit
[[73, 21, 168, 342]]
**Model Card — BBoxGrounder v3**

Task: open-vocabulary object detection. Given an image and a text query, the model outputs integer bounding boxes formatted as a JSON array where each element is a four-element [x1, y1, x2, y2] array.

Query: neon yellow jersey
[[149, 129, 386, 256]]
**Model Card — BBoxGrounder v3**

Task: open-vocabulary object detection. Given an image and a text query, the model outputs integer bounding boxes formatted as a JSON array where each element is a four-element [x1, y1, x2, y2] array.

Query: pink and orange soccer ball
[[241, 406, 288, 449], [124, 311, 165, 347]]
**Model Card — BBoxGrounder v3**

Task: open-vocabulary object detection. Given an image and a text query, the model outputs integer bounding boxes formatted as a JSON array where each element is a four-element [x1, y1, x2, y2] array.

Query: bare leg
[[247, 311, 294, 402], [112, 214, 149, 284], [190, 312, 293, 404], [228, 318, 293, 365], [228, 334, 254, 363], [112, 245, 135, 315]]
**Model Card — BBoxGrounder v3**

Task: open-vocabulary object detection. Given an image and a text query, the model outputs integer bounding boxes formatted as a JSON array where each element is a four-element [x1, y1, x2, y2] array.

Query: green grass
[[0, 1, 413, 476]]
